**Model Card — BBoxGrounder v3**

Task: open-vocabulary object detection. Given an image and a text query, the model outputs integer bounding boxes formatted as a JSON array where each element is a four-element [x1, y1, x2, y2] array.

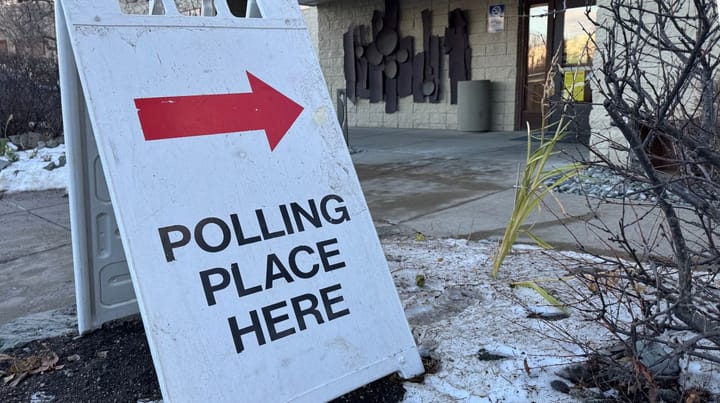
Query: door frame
[[515, 0, 556, 131], [515, 0, 596, 134]]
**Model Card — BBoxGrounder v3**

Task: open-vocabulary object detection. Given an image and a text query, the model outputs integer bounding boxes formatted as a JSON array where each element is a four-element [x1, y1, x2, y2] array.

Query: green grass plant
[[491, 117, 580, 278]]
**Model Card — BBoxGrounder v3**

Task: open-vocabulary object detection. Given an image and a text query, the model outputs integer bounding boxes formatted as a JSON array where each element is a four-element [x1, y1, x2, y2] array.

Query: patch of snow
[[387, 236, 611, 402], [30, 391, 55, 403], [388, 237, 720, 401], [0, 144, 67, 193], [510, 243, 544, 251]]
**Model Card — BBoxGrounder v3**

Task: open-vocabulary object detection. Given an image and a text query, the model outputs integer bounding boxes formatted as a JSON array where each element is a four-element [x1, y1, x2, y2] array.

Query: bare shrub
[[552, 0, 720, 400], [0, 0, 60, 139], [0, 53, 61, 139]]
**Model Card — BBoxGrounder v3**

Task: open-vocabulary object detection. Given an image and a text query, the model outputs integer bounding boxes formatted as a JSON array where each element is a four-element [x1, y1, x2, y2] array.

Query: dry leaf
[[523, 358, 531, 375], [29, 352, 59, 374], [9, 372, 27, 387], [2, 350, 62, 386], [10, 357, 38, 373]]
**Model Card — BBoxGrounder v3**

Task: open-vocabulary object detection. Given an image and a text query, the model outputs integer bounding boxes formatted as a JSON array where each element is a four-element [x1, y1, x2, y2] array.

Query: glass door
[[518, 2, 551, 130], [556, 3, 597, 139], [517, 1, 597, 138]]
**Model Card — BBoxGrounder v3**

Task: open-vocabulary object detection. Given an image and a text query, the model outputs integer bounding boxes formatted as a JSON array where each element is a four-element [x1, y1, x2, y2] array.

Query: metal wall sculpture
[[445, 9, 471, 105], [343, 1, 471, 113]]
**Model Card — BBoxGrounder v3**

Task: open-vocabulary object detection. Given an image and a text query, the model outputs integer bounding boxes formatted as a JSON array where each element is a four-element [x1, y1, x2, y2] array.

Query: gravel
[[544, 165, 684, 204]]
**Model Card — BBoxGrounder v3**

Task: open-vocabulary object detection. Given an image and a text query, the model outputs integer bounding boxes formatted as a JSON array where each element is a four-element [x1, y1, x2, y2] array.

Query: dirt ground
[[0, 315, 407, 403]]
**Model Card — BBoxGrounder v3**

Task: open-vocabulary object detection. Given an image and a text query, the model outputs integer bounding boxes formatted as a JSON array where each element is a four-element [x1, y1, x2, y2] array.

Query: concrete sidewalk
[[351, 127, 670, 257], [351, 128, 586, 240], [0, 190, 74, 326], [0, 127, 653, 329]]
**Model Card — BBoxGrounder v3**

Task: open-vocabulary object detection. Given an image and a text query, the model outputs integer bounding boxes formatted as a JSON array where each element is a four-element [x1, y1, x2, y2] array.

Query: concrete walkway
[[351, 127, 669, 257], [0, 190, 74, 325], [0, 127, 657, 331], [352, 128, 590, 241]]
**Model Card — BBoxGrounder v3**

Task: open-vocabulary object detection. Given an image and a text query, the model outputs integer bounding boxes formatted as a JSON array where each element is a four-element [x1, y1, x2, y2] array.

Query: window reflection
[[525, 5, 548, 111], [562, 5, 597, 102], [563, 6, 597, 66]]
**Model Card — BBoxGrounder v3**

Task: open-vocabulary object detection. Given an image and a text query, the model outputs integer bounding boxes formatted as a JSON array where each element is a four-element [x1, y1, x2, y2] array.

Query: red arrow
[[134, 72, 304, 151]]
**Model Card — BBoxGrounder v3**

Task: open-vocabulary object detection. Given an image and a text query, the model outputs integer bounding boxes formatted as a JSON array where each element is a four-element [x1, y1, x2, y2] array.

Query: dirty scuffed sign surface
[[58, 0, 423, 401]]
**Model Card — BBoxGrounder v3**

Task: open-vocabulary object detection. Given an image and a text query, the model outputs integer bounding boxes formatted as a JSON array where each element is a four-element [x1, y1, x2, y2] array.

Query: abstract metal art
[[343, 1, 471, 113]]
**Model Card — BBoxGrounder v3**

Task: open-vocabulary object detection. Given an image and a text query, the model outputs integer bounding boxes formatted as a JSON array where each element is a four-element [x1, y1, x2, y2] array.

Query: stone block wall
[[302, 6, 319, 55], [316, 0, 519, 130], [119, 0, 222, 14]]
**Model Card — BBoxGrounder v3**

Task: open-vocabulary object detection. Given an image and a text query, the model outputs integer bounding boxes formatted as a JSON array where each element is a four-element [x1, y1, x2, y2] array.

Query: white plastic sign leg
[[56, 0, 138, 334]]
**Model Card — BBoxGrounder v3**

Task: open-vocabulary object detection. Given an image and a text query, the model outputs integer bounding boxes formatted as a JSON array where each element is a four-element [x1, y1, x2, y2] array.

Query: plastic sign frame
[[56, 0, 423, 401]]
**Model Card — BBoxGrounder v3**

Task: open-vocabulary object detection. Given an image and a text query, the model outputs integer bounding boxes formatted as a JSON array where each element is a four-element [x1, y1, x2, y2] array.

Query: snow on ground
[[3, 147, 720, 401], [385, 237, 720, 402], [387, 238, 609, 402], [0, 144, 67, 193]]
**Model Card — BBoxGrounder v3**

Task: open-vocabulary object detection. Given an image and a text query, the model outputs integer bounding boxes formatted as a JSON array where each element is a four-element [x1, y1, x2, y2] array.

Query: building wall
[[119, 0, 200, 14], [302, 6, 319, 55], [587, 0, 720, 164], [316, 0, 519, 130], [587, 0, 625, 163]]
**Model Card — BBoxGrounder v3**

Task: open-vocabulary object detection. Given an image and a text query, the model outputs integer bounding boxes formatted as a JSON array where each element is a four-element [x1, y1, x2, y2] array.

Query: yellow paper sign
[[563, 70, 585, 101]]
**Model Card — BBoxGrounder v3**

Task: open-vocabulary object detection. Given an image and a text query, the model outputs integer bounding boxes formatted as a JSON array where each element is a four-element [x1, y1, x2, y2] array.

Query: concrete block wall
[[587, 0, 718, 165], [118, 0, 198, 14], [587, 0, 627, 165], [316, 0, 519, 131]]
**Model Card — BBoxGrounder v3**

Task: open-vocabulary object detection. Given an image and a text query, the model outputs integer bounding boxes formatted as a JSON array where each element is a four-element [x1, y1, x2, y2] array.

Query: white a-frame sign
[[56, 0, 423, 401]]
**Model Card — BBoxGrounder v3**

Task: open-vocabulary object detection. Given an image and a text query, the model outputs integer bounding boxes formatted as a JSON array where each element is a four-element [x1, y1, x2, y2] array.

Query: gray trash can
[[457, 80, 491, 132]]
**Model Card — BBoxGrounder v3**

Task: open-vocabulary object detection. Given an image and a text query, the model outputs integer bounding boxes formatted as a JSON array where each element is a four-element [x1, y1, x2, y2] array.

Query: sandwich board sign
[[56, 0, 424, 401]]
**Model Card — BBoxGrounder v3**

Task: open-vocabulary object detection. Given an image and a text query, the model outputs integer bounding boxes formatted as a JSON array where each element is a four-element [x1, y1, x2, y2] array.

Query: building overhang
[[298, 0, 334, 5]]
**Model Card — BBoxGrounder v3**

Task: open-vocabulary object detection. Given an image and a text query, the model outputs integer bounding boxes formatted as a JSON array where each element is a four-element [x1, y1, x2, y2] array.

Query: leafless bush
[[0, 0, 60, 138], [548, 0, 720, 400], [0, 0, 55, 48], [0, 53, 61, 139]]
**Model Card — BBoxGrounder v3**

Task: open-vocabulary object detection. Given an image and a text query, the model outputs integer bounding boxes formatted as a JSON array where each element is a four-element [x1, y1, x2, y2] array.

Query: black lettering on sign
[[262, 301, 297, 342], [290, 200, 322, 232], [288, 245, 319, 279], [291, 293, 324, 331], [200, 238, 347, 305], [320, 283, 351, 320], [155, 194, 352, 262], [317, 238, 346, 272], [230, 262, 263, 298], [255, 209, 286, 240], [199, 263, 262, 306], [265, 253, 295, 289], [158, 225, 191, 262], [195, 217, 231, 253], [230, 213, 262, 246], [320, 194, 351, 224], [226, 283, 351, 354], [228, 311, 266, 354], [199, 267, 230, 306], [197, 238, 347, 306], [278, 205, 295, 235]]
